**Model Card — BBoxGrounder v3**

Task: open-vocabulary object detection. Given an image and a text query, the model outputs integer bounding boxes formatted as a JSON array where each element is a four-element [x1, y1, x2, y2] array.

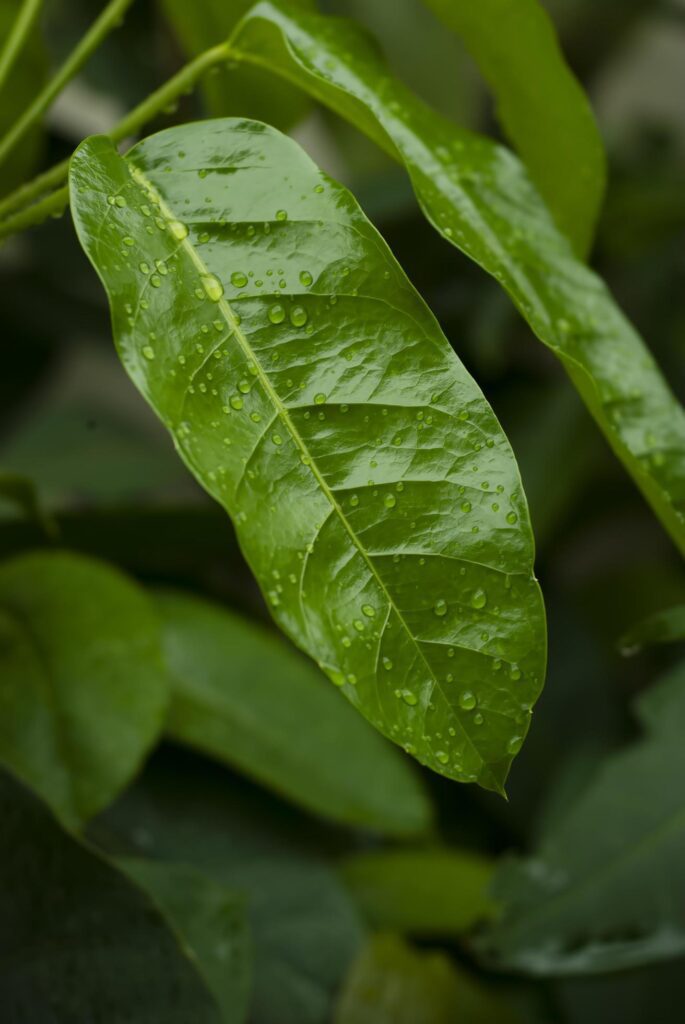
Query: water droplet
[[434, 598, 447, 617], [150, 275, 162, 288], [382, 657, 393, 670], [506, 511, 518, 524], [314, 393, 326, 405], [459, 690, 477, 710], [169, 220, 188, 240], [290, 305, 308, 327], [507, 735, 523, 754], [268, 303, 286, 324], [400, 690, 418, 707], [436, 750, 449, 765], [299, 270, 313, 287], [350, 494, 359, 507], [201, 274, 224, 302], [142, 345, 155, 361], [347, 673, 357, 685], [470, 588, 487, 610], [510, 664, 522, 681], [384, 493, 396, 509], [272, 433, 283, 446], [238, 379, 251, 394], [231, 271, 248, 288], [362, 604, 376, 618], [122, 235, 134, 247], [353, 619, 365, 633], [139, 261, 150, 274], [461, 501, 471, 513], [230, 396, 243, 410]]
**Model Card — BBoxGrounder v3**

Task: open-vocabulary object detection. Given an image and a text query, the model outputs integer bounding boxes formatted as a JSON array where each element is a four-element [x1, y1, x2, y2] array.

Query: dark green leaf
[[421, 0, 606, 256], [69, 121, 545, 793], [228, 0, 685, 556], [158, 588, 432, 835], [618, 605, 685, 655], [121, 858, 252, 1024], [481, 661, 685, 974], [0, 550, 167, 826], [341, 846, 495, 935], [0, 469, 56, 535], [0, 766, 222, 1022]]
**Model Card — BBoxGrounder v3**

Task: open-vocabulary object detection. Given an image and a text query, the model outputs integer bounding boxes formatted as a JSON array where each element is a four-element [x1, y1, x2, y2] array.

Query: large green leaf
[[0, 550, 167, 826], [121, 858, 252, 1023], [0, 767, 222, 1022], [69, 121, 545, 793], [158, 589, 431, 835], [340, 846, 495, 935], [227, 0, 685, 556], [421, 0, 606, 257], [480, 661, 685, 974]]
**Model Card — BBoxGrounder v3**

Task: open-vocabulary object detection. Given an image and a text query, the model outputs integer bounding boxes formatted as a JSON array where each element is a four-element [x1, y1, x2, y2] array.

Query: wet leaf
[[70, 120, 545, 793]]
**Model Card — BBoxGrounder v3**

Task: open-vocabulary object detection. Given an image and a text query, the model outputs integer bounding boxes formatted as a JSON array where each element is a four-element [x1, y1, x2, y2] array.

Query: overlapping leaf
[[228, 0, 685, 556], [70, 120, 545, 792]]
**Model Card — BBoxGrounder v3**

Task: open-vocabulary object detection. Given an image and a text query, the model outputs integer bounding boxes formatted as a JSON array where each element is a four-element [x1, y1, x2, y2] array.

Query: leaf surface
[[158, 588, 431, 834], [422, 0, 606, 256], [228, 0, 685, 556], [0, 767, 222, 1022], [69, 120, 545, 792], [0, 550, 167, 825]]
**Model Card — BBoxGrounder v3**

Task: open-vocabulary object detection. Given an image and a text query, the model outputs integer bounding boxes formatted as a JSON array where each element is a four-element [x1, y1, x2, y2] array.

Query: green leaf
[[0, 468, 56, 535], [69, 122, 545, 794], [340, 846, 495, 935], [0, 0, 47, 195], [481, 661, 685, 974], [93, 748, 365, 1024], [228, 0, 685, 557], [121, 858, 252, 1024], [618, 605, 685, 656], [157, 588, 432, 835], [0, 766, 222, 1022], [421, 0, 606, 257], [334, 933, 520, 1024], [0, 550, 168, 826], [159, 0, 314, 129]]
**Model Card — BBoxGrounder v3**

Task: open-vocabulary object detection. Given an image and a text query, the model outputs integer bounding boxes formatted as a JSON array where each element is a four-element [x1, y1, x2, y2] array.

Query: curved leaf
[[228, 0, 685, 556], [0, 767, 222, 1022], [157, 589, 432, 835], [69, 120, 545, 793], [0, 550, 168, 826], [618, 604, 685, 655], [422, 0, 606, 256]]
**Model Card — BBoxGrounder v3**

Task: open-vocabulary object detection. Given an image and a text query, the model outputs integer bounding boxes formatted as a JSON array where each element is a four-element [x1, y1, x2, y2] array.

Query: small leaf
[[69, 121, 545, 793], [157, 588, 432, 835], [618, 604, 685, 656], [341, 847, 495, 935], [0, 767, 222, 1022], [0, 550, 168, 826], [229, 0, 685, 556], [121, 858, 252, 1024], [422, 0, 606, 256], [481, 660, 685, 974]]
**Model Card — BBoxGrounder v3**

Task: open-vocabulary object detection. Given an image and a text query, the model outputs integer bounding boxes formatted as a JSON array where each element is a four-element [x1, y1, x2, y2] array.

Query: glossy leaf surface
[[481, 662, 685, 974], [69, 121, 545, 792], [158, 589, 431, 834], [341, 847, 495, 935], [0, 550, 167, 826], [229, 1, 685, 556], [0, 768, 221, 1022], [422, 0, 606, 256]]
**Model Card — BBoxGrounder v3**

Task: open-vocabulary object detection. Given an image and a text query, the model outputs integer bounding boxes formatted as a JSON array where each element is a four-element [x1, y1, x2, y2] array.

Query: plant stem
[[0, 0, 135, 169], [0, 0, 42, 96], [0, 43, 230, 240]]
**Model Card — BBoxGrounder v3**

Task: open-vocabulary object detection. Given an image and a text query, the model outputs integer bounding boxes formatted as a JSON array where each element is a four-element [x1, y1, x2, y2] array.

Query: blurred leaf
[[422, 0, 606, 257], [158, 589, 432, 836], [0, 767, 222, 1022], [229, 0, 685, 556], [159, 0, 313, 128], [0, 550, 167, 826], [481, 662, 685, 974], [121, 858, 252, 1024], [93, 748, 365, 1024], [69, 123, 545, 794], [340, 846, 495, 934], [0, 469, 56, 535], [0, 0, 47, 196], [334, 933, 520, 1024], [619, 604, 685, 655]]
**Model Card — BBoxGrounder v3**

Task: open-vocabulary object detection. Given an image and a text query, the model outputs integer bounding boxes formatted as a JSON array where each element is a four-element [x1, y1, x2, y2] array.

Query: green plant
[[0, 1, 684, 1021]]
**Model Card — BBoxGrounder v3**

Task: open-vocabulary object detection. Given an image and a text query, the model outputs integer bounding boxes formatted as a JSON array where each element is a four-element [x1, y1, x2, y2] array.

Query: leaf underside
[[69, 119, 545, 792]]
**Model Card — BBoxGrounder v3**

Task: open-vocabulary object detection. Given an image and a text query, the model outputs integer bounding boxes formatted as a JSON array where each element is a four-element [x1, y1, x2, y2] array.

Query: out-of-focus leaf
[[0, 0, 47, 195], [0, 767, 222, 1023], [0, 469, 56, 534], [334, 933, 520, 1024], [228, 0, 685, 557], [121, 858, 252, 1024], [481, 663, 685, 974], [69, 122, 545, 794], [619, 604, 685, 655], [0, 550, 167, 826], [159, 0, 313, 128], [157, 589, 432, 836], [422, 0, 606, 257], [93, 748, 365, 1024], [340, 847, 495, 934]]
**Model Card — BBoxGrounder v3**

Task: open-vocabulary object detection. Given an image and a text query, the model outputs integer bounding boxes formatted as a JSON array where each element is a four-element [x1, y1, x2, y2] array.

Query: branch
[[0, 0, 42, 96]]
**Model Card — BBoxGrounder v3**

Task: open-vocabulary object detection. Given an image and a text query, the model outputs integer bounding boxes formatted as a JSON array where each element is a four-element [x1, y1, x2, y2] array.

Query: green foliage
[[0, 550, 167, 826], [422, 0, 606, 256], [619, 604, 685, 655], [0, 0, 46, 194], [158, 588, 432, 834], [69, 121, 545, 793], [0, 767, 223, 1022], [229, 0, 685, 556]]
